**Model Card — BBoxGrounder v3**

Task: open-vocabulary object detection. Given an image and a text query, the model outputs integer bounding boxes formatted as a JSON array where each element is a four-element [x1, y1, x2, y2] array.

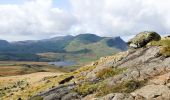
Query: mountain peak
[[74, 33, 103, 44]]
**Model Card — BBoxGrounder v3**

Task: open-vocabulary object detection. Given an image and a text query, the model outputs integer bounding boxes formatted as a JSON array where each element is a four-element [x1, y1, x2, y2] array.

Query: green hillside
[[0, 34, 127, 63]]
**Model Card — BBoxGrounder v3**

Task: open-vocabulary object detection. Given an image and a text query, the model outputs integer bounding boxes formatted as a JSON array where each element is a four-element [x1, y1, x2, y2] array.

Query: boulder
[[96, 93, 134, 100], [131, 85, 170, 99], [128, 31, 161, 48]]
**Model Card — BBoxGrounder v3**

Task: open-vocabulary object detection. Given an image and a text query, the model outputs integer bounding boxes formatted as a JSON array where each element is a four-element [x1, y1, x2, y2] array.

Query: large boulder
[[128, 31, 161, 48], [131, 85, 170, 99]]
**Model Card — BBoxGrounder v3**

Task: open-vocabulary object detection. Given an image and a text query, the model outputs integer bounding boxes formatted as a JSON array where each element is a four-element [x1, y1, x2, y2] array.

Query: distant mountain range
[[0, 34, 127, 63]]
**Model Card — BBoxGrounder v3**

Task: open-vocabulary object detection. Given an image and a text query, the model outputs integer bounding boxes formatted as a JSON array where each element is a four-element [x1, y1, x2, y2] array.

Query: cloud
[[69, 0, 170, 37], [0, 0, 77, 41], [0, 0, 170, 41]]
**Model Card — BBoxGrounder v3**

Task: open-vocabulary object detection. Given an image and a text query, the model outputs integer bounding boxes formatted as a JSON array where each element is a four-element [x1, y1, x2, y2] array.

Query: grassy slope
[[38, 38, 121, 65], [0, 61, 66, 99]]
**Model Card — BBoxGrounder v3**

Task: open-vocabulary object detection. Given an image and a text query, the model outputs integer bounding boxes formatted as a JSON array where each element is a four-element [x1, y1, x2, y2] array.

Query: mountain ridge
[[0, 34, 127, 63]]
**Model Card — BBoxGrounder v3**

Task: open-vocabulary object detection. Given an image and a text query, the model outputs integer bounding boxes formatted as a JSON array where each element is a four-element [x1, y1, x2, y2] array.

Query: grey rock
[[127, 31, 161, 48], [112, 93, 134, 100], [131, 85, 170, 99], [61, 92, 80, 100]]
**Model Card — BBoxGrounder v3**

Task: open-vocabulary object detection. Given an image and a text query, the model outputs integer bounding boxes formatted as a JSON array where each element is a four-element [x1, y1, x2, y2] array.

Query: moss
[[96, 67, 127, 79]]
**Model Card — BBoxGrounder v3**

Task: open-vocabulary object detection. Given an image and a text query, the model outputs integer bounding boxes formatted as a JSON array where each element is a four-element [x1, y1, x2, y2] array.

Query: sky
[[0, 0, 169, 41]]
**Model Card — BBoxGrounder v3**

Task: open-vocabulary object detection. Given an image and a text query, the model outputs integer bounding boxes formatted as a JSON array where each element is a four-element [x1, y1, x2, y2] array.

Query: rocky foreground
[[30, 31, 170, 100]]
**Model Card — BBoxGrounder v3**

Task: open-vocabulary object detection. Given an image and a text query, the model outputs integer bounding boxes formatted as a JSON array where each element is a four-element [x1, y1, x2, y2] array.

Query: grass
[[0, 72, 64, 99], [74, 80, 146, 97], [96, 67, 127, 79], [96, 80, 146, 96], [0, 61, 67, 77], [160, 46, 170, 57], [0, 61, 67, 99], [149, 39, 170, 57], [74, 82, 98, 96], [38, 38, 122, 65]]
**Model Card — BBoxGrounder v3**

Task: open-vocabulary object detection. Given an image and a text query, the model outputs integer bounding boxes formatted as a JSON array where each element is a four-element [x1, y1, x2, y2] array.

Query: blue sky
[[0, 0, 25, 4], [53, 0, 70, 10], [0, 0, 169, 41], [0, 0, 70, 9]]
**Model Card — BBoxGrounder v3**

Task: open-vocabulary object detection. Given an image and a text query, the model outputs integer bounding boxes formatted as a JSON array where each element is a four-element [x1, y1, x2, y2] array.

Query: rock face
[[131, 85, 170, 99], [128, 31, 161, 48], [32, 45, 170, 100], [30, 83, 80, 100]]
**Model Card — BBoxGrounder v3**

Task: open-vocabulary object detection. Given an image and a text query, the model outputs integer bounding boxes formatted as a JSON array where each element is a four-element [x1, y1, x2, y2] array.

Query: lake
[[48, 61, 76, 67]]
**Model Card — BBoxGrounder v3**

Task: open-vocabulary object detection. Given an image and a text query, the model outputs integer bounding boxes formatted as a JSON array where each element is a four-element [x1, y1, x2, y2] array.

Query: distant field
[[0, 61, 48, 65], [0, 72, 64, 99], [0, 61, 66, 99], [0, 61, 67, 77]]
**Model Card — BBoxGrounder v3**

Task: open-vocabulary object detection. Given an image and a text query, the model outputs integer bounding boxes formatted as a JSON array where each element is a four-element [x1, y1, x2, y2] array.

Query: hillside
[[23, 31, 169, 100], [0, 34, 127, 64], [1, 31, 170, 99]]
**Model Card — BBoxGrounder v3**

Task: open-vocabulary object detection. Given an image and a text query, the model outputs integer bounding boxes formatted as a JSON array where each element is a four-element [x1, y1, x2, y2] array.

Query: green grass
[[149, 39, 170, 57], [74, 80, 146, 97], [149, 39, 170, 46], [74, 82, 98, 96], [96, 67, 127, 79], [96, 80, 146, 96]]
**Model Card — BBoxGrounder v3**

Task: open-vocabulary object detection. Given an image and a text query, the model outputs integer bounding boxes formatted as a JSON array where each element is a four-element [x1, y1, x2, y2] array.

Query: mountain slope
[[0, 34, 127, 63], [1, 32, 170, 99], [24, 32, 170, 100]]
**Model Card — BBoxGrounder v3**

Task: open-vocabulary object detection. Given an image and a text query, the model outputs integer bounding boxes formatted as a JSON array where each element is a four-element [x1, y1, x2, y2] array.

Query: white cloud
[[70, 0, 170, 37], [0, 0, 170, 41], [0, 0, 77, 41]]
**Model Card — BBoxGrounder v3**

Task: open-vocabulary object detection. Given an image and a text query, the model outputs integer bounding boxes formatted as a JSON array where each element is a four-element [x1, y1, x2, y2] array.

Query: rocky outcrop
[[131, 85, 170, 99], [32, 46, 170, 100], [30, 83, 80, 100], [128, 31, 161, 48]]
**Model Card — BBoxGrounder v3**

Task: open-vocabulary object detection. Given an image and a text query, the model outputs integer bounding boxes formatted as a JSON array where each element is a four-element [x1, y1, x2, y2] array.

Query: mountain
[[28, 31, 170, 100], [1, 31, 170, 99], [0, 34, 127, 62]]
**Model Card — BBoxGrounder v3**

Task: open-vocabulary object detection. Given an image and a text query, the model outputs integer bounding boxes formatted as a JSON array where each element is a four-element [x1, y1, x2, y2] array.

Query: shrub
[[96, 67, 126, 79]]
